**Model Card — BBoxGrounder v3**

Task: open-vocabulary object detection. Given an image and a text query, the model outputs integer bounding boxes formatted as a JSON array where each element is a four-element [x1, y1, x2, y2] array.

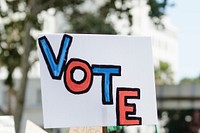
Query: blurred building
[[132, 0, 178, 79], [112, 0, 178, 81]]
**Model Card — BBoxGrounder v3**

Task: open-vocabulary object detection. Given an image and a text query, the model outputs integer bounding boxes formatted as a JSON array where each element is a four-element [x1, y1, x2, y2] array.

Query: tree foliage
[[155, 61, 174, 85], [70, 12, 116, 34], [0, 1, 84, 132], [180, 75, 200, 84], [147, 0, 174, 26], [0, 0, 169, 132]]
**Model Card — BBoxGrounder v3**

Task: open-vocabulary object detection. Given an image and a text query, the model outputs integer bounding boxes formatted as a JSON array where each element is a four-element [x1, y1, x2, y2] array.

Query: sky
[[167, 0, 200, 80]]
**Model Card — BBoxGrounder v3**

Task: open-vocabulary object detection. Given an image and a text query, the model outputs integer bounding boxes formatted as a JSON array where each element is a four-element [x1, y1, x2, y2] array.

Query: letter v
[[38, 34, 72, 80]]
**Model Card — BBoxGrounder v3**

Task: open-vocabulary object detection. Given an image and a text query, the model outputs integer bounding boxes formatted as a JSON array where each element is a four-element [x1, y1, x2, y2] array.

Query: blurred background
[[0, 0, 200, 133]]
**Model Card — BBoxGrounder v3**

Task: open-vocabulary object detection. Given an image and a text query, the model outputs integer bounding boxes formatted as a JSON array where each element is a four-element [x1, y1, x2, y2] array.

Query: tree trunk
[[8, 86, 12, 114], [14, 21, 32, 133]]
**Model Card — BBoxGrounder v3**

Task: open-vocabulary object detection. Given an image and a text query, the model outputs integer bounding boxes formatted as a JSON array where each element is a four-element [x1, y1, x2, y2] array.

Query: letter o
[[64, 58, 93, 94]]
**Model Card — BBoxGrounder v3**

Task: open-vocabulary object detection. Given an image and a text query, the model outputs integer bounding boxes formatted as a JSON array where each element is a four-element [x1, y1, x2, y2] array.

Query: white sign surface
[[0, 116, 15, 133], [25, 120, 47, 133], [38, 34, 157, 128]]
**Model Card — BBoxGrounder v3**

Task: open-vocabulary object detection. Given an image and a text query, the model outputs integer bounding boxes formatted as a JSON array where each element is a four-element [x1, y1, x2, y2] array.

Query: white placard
[[0, 115, 15, 133], [25, 120, 47, 133], [38, 34, 158, 128]]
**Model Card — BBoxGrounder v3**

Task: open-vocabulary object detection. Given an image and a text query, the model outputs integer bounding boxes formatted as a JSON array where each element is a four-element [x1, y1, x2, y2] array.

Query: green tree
[[180, 75, 200, 83], [69, 12, 116, 34], [0, 1, 84, 132], [0, 0, 169, 132], [155, 61, 174, 85], [148, 0, 174, 27]]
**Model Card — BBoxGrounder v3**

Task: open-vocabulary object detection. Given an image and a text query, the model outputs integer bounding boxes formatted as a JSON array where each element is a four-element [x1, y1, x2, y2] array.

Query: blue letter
[[92, 65, 121, 104], [38, 34, 72, 79]]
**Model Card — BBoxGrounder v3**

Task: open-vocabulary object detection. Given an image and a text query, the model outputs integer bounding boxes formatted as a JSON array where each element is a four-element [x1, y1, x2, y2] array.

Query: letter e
[[116, 88, 142, 125]]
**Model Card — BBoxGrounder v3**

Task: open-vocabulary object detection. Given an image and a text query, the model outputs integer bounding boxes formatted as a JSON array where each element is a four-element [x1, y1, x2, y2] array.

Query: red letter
[[116, 88, 142, 125], [64, 58, 93, 94]]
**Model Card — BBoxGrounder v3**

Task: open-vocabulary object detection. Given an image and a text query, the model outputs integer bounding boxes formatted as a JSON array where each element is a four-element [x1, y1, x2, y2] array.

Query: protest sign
[[0, 116, 15, 133], [25, 120, 47, 133], [38, 34, 157, 128]]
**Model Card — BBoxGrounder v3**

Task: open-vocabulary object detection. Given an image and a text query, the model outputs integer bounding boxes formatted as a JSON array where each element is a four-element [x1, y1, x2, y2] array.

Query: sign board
[[38, 34, 158, 128], [0, 116, 15, 133], [69, 127, 102, 133], [25, 120, 47, 133]]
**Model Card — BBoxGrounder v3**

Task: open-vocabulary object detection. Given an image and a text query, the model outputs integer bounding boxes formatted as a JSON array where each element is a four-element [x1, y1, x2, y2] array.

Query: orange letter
[[116, 88, 142, 125], [64, 58, 93, 94]]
